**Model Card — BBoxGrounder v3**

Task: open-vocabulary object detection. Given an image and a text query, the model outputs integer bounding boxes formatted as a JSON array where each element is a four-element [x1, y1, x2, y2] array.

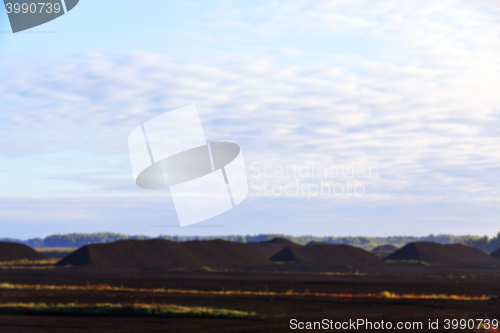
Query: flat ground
[[0, 263, 499, 332], [35, 248, 76, 259]]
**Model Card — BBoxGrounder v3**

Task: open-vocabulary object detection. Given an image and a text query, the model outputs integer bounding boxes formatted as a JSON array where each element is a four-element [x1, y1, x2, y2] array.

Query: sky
[[1, 0, 500, 239]]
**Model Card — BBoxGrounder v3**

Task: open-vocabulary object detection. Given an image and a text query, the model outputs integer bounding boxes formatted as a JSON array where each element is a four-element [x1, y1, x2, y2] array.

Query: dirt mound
[[57, 239, 272, 268], [371, 245, 398, 259], [181, 239, 273, 267], [0, 241, 46, 261], [385, 242, 498, 264], [248, 238, 302, 258], [270, 244, 382, 265], [262, 237, 298, 246], [489, 247, 500, 259], [372, 245, 398, 252]]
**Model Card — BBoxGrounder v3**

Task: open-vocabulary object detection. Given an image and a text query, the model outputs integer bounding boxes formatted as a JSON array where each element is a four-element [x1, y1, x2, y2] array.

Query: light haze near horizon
[[0, 0, 499, 238]]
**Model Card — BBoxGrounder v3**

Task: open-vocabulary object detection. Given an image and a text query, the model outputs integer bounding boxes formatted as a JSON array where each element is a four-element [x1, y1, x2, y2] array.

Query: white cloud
[[0, 0, 499, 234]]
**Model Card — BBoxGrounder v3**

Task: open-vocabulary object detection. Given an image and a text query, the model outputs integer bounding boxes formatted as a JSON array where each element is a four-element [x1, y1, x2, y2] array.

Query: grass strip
[[0, 302, 254, 318], [0, 259, 59, 270], [0, 282, 493, 301]]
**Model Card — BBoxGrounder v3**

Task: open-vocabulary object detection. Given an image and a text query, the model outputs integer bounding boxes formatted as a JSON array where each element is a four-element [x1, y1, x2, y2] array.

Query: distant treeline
[[2, 232, 500, 252]]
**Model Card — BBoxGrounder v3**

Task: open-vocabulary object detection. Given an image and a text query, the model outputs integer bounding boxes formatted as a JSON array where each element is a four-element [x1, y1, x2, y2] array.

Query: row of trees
[[2, 232, 500, 252]]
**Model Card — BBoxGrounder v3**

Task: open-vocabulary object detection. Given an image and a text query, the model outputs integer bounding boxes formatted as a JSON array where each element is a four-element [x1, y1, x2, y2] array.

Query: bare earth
[[0, 262, 499, 332]]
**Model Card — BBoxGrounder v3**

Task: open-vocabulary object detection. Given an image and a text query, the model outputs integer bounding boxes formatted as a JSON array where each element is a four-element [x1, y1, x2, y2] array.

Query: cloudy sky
[[1, 0, 499, 239]]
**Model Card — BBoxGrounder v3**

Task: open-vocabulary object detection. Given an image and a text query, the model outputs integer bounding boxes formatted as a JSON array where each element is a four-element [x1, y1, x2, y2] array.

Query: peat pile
[[385, 242, 499, 264], [371, 245, 398, 258], [270, 244, 382, 265], [491, 247, 500, 259], [57, 239, 272, 268], [247, 237, 302, 258], [0, 241, 46, 261]]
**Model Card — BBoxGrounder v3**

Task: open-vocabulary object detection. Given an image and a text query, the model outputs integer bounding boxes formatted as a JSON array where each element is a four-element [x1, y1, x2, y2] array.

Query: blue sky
[[1, 0, 500, 239]]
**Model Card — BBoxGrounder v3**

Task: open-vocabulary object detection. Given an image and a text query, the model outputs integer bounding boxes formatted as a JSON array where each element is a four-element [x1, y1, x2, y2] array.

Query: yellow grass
[[0, 259, 59, 269], [0, 282, 492, 301], [0, 302, 254, 317]]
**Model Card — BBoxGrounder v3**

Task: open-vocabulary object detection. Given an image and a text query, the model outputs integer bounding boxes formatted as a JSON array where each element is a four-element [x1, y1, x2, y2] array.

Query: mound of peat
[[371, 244, 398, 259], [247, 238, 302, 258], [489, 247, 500, 259], [57, 239, 272, 268], [0, 241, 46, 261], [270, 244, 382, 265], [372, 245, 398, 252], [385, 242, 498, 264]]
